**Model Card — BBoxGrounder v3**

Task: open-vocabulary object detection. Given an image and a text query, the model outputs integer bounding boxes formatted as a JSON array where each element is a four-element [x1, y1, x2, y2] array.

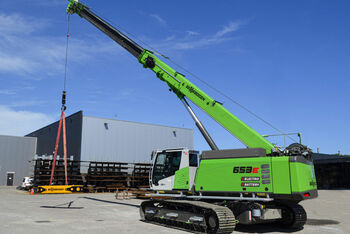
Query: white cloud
[[215, 21, 243, 38], [0, 13, 47, 36], [172, 36, 230, 50], [0, 52, 38, 74], [165, 35, 176, 41], [0, 13, 122, 77], [0, 89, 16, 95], [152, 20, 246, 51], [0, 85, 35, 96], [0, 0, 65, 8], [150, 14, 167, 25], [0, 105, 55, 136], [186, 30, 200, 36], [8, 100, 47, 108], [32, 0, 65, 7]]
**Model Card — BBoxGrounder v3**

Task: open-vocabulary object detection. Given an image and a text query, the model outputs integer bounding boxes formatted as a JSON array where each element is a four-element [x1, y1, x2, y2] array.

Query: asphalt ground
[[0, 186, 348, 234]]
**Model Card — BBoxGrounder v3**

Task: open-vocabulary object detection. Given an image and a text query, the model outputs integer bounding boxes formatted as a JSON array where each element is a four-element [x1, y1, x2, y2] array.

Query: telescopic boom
[[67, 0, 276, 154]]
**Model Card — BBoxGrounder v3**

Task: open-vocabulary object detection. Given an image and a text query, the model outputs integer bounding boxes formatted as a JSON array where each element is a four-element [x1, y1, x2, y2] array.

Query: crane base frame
[[33, 185, 84, 194]]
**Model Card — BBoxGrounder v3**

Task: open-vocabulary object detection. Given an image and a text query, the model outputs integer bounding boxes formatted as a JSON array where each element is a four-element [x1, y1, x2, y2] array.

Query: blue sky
[[0, 0, 349, 154]]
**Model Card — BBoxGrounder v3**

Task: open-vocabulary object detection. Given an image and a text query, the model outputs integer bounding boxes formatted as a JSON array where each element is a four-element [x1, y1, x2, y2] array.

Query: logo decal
[[241, 177, 260, 181], [186, 85, 206, 101], [233, 166, 259, 174], [241, 182, 260, 187]]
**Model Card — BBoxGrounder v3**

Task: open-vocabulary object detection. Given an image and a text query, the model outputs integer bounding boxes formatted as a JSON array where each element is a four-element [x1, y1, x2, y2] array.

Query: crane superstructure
[[67, 1, 318, 233]]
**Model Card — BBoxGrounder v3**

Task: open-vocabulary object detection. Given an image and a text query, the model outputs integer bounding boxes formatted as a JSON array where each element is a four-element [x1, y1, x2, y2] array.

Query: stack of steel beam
[[33, 159, 83, 186]]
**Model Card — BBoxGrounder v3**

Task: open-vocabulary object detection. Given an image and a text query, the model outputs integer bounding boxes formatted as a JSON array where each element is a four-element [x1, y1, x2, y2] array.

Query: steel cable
[[88, 8, 297, 144]]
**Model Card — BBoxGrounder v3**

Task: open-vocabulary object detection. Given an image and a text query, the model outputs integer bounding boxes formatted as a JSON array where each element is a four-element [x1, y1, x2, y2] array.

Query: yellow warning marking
[[35, 185, 84, 194]]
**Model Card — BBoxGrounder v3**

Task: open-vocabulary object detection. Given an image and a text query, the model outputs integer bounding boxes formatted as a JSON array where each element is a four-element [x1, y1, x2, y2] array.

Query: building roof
[[26, 110, 192, 136], [312, 153, 350, 164], [84, 114, 193, 131]]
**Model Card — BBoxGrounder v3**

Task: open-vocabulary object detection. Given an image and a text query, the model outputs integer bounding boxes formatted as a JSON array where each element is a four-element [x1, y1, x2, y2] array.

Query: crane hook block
[[62, 91, 66, 106]]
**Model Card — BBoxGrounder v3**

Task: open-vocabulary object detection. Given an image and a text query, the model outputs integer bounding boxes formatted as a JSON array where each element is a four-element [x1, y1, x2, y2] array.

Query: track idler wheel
[[278, 203, 307, 229], [206, 212, 219, 233], [140, 200, 156, 221]]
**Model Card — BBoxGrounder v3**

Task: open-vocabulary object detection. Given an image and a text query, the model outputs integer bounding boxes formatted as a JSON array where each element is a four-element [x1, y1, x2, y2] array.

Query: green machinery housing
[[171, 149, 317, 199]]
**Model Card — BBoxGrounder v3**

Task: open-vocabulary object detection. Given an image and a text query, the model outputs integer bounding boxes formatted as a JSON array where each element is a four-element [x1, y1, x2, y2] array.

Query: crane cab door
[[150, 149, 199, 191], [173, 151, 199, 190]]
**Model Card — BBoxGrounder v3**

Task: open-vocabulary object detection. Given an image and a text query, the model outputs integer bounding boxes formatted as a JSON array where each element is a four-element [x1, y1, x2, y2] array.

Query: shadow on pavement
[[234, 218, 340, 233], [40, 196, 140, 209], [234, 223, 303, 233], [306, 218, 340, 226], [80, 196, 140, 208]]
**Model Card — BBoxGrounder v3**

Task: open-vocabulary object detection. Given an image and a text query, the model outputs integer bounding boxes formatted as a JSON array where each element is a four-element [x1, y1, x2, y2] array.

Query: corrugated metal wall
[[81, 116, 193, 163], [0, 135, 37, 186], [26, 111, 83, 161]]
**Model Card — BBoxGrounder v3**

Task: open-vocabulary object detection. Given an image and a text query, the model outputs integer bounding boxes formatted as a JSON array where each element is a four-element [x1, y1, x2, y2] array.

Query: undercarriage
[[140, 199, 306, 233]]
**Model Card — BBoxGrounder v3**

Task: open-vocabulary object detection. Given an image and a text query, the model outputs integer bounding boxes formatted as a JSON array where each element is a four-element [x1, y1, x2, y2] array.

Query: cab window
[[152, 151, 182, 185], [189, 153, 198, 167]]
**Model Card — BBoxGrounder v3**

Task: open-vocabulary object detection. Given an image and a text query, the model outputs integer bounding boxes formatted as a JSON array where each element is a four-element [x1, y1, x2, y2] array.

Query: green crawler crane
[[67, 1, 318, 233]]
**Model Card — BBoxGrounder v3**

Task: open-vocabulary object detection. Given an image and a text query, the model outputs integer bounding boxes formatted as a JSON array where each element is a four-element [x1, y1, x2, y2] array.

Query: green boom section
[[67, 0, 86, 16], [138, 50, 275, 154]]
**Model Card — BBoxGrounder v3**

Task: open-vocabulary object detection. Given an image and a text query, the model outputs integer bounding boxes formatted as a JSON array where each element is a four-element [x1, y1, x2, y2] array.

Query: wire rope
[[89, 8, 297, 144], [63, 14, 70, 91]]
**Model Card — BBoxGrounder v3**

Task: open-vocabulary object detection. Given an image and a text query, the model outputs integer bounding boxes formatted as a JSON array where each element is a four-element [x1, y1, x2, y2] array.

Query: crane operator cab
[[150, 148, 199, 192]]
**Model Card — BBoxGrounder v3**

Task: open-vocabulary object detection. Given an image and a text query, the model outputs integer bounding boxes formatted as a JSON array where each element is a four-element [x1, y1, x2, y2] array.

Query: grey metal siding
[[81, 116, 193, 163], [26, 111, 83, 161], [0, 135, 37, 186]]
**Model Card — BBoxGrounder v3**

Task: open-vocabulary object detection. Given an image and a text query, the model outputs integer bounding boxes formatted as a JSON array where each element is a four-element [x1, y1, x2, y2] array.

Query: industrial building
[[312, 153, 350, 189], [0, 111, 193, 187], [0, 135, 37, 186], [26, 111, 194, 163]]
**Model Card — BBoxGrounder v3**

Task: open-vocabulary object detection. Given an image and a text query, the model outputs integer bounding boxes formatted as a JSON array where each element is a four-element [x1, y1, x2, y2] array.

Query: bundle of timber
[[34, 159, 83, 186]]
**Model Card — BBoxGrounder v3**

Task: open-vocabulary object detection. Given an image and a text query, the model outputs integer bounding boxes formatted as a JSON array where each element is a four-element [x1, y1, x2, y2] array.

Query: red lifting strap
[[49, 108, 68, 186]]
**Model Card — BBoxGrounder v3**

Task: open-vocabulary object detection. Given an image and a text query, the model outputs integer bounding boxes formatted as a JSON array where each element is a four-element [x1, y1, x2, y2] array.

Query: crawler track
[[140, 200, 236, 233]]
